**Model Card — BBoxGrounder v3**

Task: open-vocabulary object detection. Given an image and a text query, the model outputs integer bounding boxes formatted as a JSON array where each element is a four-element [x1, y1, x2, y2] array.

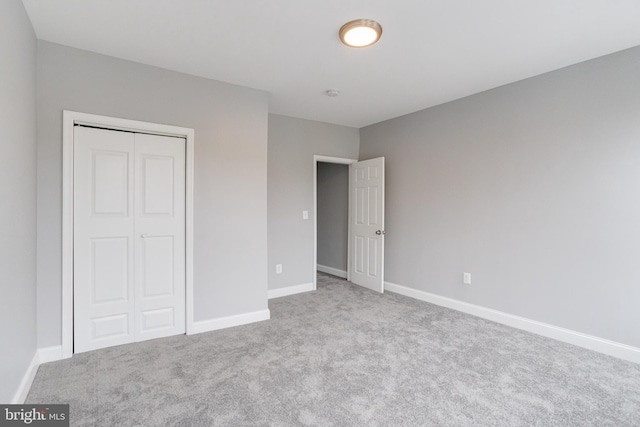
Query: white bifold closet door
[[73, 126, 185, 354]]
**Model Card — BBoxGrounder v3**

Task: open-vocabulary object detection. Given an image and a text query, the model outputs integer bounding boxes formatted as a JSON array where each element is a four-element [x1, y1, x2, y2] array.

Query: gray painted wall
[[360, 46, 640, 348], [317, 163, 349, 272], [0, 0, 37, 402], [268, 114, 359, 290], [37, 42, 269, 348]]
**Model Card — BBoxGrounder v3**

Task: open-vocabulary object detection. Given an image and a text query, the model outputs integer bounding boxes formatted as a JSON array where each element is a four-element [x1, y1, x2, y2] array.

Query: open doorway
[[317, 162, 349, 279], [313, 155, 357, 290], [312, 155, 386, 292]]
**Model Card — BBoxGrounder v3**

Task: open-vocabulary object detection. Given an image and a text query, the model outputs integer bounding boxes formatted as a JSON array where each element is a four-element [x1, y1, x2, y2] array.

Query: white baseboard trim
[[38, 346, 64, 364], [191, 309, 271, 334], [385, 281, 640, 364], [268, 282, 314, 299], [11, 351, 39, 404], [317, 265, 347, 279]]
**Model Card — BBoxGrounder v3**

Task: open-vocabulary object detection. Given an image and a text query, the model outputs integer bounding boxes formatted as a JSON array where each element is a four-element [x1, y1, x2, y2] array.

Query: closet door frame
[[62, 110, 195, 359]]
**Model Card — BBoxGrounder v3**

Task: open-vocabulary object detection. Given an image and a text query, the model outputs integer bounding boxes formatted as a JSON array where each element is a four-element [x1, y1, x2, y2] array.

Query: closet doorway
[[61, 111, 195, 358]]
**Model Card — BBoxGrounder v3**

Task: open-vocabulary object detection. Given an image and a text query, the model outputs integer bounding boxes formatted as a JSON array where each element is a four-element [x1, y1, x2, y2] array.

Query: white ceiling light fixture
[[339, 19, 382, 48]]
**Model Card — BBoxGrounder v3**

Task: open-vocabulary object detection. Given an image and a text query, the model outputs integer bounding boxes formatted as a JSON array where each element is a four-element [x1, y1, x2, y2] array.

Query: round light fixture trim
[[339, 19, 382, 48]]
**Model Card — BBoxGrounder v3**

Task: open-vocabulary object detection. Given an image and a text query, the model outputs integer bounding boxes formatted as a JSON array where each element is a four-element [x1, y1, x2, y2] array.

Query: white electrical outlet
[[275, 264, 283, 274], [302, 210, 309, 220], [463, 272, 471, 285]]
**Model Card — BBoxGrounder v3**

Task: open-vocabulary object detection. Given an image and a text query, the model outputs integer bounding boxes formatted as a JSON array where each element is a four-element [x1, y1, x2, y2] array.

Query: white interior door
[[349, 157, 385, 293], [74, 127, 135, 352], [74, 126, 185, 353], [134, 133, 185, 342]]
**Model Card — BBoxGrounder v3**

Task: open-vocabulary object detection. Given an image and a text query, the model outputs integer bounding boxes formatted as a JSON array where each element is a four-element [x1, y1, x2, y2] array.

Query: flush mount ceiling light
[[339, 19, 382, 48]]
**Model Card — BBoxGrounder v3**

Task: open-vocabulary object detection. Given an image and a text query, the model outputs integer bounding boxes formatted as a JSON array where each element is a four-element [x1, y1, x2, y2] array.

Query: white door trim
[[62, 110, 195, 359], [313, 155, 357, 290]]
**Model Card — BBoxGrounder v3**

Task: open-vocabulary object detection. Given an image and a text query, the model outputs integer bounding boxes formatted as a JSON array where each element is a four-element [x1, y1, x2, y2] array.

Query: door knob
[[375, 230, 385, 235], [141, 234, 149, 238]]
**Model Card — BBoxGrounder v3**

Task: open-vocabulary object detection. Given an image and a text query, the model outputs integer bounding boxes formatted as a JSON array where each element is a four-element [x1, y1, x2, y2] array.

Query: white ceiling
[[22, 0, 640, 128]]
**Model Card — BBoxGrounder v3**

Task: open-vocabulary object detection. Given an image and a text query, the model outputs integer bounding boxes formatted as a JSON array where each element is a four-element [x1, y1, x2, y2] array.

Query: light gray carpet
[[27, 272, 640, 426]]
